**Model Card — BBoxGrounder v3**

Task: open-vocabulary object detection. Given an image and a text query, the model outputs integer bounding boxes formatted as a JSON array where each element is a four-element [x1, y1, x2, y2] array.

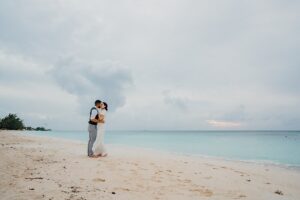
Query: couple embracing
[[87, 100, 108, 158]]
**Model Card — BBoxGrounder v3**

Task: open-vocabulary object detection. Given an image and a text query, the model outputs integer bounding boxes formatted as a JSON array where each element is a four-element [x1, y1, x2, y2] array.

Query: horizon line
[[38, 129, 300, 132]]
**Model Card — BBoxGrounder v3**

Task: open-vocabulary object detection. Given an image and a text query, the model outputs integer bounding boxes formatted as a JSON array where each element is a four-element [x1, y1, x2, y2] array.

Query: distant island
[[0, 113, 51, 131], [24, 126, 52, 131]]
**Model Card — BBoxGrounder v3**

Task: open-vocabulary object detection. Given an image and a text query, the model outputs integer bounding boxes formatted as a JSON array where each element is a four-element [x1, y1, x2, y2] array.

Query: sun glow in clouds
[[206, 120, 242, 128]]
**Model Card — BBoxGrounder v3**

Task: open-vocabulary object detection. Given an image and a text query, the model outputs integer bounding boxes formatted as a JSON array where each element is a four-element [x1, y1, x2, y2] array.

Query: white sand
[[0, 130, 299, 200]]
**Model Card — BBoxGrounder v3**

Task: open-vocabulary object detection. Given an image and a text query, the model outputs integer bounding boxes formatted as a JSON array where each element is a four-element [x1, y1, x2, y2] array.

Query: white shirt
[[90, 107, 98, 120]]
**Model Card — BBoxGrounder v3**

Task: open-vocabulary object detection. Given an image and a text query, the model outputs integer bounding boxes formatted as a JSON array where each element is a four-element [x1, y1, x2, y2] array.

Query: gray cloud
[[50, 57, 132, 113], [221, 105, 247, 121], [163, 90, 189, 111]]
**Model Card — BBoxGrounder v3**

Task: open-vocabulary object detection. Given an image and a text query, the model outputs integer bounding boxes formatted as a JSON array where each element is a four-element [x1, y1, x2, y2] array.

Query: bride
[[92, 101, 108, 157]]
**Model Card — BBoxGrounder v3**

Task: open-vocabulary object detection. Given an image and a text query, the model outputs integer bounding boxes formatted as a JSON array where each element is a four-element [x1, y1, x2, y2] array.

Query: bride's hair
[[103, 102, 108, 111]]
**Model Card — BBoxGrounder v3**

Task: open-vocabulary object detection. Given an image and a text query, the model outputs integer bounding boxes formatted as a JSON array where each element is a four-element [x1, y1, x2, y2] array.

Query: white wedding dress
[[92, 109, 107, 156]]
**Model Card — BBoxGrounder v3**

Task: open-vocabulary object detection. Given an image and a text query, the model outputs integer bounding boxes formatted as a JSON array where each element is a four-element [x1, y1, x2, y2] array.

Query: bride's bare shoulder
[[100, 109, 107, 115]]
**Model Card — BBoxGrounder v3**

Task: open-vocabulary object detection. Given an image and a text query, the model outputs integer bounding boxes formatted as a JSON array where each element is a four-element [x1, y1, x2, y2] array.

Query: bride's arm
[[99, 109, 107, 123], [98, 114, 105, 123], [99, 114, 105, 120]]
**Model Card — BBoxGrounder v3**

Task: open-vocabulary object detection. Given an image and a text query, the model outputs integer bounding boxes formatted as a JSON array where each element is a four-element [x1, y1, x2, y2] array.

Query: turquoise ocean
[[25, 130, 300, 167]]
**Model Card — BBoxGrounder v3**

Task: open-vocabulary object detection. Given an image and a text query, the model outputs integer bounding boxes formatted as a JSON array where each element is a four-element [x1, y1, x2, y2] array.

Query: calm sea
[[24, 130, 300, 167]]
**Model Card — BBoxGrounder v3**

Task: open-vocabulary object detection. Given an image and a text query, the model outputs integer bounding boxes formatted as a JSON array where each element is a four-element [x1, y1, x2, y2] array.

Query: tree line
[[0, 113, 51, 131]]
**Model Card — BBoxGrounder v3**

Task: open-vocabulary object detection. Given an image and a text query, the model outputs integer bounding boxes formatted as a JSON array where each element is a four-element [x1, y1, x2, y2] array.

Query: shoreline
[[21, 130, 300, 171], [1, 130, 300, 199]]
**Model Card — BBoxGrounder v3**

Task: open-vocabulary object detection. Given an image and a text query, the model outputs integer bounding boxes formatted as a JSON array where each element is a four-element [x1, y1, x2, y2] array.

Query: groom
[[88, 99, 105, 157]]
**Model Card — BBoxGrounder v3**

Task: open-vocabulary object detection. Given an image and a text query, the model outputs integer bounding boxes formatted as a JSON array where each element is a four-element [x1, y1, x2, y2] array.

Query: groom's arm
[[90, 109, 105, 123], [90, 118, 105, 123], [90, 116, 105, 123]]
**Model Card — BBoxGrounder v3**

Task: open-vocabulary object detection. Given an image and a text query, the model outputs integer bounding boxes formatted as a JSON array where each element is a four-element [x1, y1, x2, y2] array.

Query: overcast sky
[[0, 0, 299, 131]]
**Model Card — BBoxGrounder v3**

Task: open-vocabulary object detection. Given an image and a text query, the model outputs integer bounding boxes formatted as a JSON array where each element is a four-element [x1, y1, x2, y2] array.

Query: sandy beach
[[0, 131, 299, 200]]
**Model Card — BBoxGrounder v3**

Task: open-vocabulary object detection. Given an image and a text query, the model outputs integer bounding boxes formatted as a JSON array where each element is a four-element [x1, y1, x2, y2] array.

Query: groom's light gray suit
[[88, 107, 98, 156]]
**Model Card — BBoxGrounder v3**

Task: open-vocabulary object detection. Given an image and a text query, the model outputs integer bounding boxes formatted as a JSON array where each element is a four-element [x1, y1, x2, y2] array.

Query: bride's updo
[[103, 102, 108, 111]]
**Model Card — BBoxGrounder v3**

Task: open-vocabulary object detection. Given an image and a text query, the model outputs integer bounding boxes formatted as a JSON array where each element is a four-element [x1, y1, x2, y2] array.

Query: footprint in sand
[[139, 167, 148, 171], [114, 187, 130, 191], [189, 188, 213, 197], [93, 178, 106, 182], [136, 184, 144, 188], [274, 190, 284, 195], [70, 186, 81, 193], [155, 170, 164, 174], [233, 170, 247, 177], [177, 178, 192, 183]]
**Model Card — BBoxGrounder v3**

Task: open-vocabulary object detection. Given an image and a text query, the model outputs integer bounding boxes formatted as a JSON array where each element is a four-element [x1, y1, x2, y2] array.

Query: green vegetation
[[0, 113, 51, 131], [35, 127, 51, 131], [0, 114, 24, 130]]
